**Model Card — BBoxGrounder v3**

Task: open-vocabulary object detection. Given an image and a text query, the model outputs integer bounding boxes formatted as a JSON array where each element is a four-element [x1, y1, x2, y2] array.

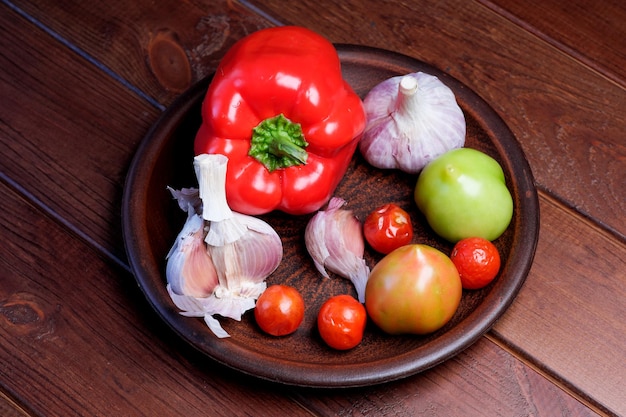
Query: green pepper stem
[[249, 114, 308, 172]]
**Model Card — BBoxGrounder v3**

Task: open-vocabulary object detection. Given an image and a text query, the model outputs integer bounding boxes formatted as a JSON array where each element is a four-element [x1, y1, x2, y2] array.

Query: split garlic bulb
[[165, 154, 283, 338]]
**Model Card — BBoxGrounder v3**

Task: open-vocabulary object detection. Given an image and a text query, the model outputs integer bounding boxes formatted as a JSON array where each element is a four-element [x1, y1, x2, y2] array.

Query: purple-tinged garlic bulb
[[359, 72, 466, 174]]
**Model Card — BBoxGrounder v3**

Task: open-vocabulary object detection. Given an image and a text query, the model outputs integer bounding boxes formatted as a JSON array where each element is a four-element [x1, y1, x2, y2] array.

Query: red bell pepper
[[194, 26, 366, 215]]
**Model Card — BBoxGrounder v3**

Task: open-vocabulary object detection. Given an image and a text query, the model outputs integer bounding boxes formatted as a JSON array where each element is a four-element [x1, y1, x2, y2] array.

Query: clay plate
[[122, 45, 539, 388]]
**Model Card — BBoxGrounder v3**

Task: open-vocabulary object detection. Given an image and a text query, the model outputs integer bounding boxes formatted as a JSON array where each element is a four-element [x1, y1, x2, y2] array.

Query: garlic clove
[[305, 197, 370, 302], [360, 72, 466, 174], [209, 212, 283, 291], [166, 205, 218, 298]]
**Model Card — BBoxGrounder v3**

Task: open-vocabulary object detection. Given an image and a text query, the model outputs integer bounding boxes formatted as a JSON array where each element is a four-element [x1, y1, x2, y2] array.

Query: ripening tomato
[[317, 295, 366, 350], [414, 148, 513, 242], [363, 203, 413, 254], [254, 285, 305, 336], [365, 244, 462, 335], [450, 237, 501, 289]]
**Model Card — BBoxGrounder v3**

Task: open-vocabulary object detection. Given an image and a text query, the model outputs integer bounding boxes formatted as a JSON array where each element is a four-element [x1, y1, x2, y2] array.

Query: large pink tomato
[[365, 244, 462, 335]]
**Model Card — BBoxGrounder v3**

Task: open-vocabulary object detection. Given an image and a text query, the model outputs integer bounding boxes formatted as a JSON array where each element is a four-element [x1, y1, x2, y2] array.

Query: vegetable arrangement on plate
[[165, 26, 513, 349]]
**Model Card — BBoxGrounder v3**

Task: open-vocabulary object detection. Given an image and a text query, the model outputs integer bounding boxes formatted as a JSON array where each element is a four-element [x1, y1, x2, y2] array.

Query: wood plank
[[7, 0, 271, 104], [480, 0, 626, 86], [291, 336, 602, 416], [0, 185, 313, 417], [0, 3, 159, 263], [0, 392, 29, 417], [240, 0, 626, 239], [0, 180, 600, 417], [491, 193, 626, 416]]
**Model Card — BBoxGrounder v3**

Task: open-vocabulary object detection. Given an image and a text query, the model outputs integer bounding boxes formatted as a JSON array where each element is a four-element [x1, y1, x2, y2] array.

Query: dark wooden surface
[[1, 0, 624, 416]]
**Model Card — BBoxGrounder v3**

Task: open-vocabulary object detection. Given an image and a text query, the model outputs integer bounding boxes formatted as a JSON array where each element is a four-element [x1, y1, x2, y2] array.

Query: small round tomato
[[254, 285, 305, 336], [365, 244, 462, 335], [363, 203, 413, 254], [317, 295, 366, 350], [450, 237, 501, 289]]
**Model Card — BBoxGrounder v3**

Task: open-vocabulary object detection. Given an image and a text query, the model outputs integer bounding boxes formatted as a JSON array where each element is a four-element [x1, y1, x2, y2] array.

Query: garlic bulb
[[305, 197, 370, 302], [359, 72, 466, 174], [165, 153, 283, 338]]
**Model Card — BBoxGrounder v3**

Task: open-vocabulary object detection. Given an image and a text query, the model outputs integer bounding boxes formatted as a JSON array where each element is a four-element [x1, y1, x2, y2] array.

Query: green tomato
[[365, 244, 462, 335], [414, 148, 513, 242]]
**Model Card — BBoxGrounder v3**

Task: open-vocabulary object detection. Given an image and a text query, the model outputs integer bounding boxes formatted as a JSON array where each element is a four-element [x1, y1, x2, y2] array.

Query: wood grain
[[0, 3, 159, 263], [481, 0, 626, 86], [0, 392, 29, 417], [7, 0, 271, 104], [292, 337, 602, 416], [0, 179, 600, 417]]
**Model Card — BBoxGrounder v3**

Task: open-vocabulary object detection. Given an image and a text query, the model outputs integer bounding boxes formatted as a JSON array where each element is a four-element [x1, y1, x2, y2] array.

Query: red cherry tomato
[[317, 295, 366, 350], [450, 237, 501, 290], [254, 285, 305, 336], [363, 203, 413, 254]]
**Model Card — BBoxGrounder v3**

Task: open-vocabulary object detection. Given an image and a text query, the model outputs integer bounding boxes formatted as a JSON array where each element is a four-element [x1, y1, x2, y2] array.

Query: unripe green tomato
[[414, 148, 513, 243], [365, 244, 462, 335]]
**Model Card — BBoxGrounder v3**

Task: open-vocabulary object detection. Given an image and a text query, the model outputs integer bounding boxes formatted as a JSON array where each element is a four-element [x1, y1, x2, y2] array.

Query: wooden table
[[1, 0, 624, 415]]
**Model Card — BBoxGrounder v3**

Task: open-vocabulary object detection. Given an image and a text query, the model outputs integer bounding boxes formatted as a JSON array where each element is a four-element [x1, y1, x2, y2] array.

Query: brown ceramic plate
[[122, 45, 539, 388]]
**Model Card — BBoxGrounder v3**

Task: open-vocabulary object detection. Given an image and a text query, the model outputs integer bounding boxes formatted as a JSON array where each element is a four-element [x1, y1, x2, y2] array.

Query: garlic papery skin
[[166, 204, 218, 298], [166, 281, 266, 339], [167, 186, 202, 214], [305, 197, 370, 302], [359, 72, 466, 174]]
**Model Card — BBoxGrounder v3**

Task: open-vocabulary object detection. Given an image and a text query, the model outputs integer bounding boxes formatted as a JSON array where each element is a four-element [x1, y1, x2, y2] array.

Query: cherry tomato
[[363, 203, 413, 254], [365, 244, 462, 335], [450, 237, 501, 289], [254, 285, 305, 336], [317, 295, 366, 350]]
